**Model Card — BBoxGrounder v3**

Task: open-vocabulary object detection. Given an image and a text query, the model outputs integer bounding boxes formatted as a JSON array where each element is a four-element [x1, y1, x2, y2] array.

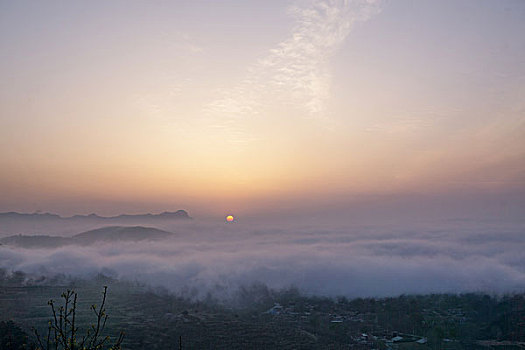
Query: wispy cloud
[[204, 0, 381, 139]]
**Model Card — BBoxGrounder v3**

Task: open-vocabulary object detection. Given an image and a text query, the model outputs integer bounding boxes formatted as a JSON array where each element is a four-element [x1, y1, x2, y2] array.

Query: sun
[[226, 215, 234, 223]]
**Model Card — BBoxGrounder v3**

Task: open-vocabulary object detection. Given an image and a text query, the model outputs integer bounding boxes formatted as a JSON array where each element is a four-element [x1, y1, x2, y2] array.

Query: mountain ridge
[[0, 210, 191, 237], [0, 210, 191, 220], [0, 225, 174, 248]]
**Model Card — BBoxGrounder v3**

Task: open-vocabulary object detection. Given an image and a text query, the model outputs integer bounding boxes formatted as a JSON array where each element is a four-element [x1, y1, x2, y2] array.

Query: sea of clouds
[[1, 218, 524, 300]]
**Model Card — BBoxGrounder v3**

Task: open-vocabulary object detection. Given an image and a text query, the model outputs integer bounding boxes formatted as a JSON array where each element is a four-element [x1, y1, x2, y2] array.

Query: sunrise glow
[[0, 0, 523, 220]]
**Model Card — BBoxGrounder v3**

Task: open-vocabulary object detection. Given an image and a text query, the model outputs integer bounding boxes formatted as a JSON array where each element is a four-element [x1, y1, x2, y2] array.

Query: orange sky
[[1, 0, 524, 216]]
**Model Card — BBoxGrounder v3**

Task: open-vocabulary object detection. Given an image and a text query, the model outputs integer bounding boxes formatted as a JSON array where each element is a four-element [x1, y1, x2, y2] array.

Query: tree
[[0, 320, 35, 350], [33, 286, 124, 350]]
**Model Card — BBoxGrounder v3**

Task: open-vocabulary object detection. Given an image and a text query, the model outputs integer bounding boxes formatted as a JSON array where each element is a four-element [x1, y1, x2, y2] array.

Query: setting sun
[[226, 215, 234, 222]]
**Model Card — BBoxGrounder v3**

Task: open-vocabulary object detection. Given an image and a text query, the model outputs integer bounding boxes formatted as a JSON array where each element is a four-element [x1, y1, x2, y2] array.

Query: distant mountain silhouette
[[0, 226, 174, 248], [0, 210, 191, 236], [0, 212, 61, 220], [0, 210, 190, 221]]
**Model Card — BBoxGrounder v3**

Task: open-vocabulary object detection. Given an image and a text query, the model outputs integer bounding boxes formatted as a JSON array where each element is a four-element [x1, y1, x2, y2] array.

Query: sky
[[1, 0, 524, 218]]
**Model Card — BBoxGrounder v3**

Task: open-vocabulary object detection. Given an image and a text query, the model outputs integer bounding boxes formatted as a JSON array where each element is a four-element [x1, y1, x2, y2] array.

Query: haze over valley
[[1, 210, 524, 299]]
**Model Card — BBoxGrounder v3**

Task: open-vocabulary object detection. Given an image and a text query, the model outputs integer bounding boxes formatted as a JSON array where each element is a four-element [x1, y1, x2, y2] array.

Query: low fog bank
[[1, 219, 524, 299]]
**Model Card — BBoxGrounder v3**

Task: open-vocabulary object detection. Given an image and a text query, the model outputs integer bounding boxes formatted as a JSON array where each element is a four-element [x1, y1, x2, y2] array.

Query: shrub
[[33, 286, 124, 350]]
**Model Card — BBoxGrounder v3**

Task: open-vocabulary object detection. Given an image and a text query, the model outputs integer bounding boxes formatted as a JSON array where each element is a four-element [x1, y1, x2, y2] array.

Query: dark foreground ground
[[1, 272, 524, 349]]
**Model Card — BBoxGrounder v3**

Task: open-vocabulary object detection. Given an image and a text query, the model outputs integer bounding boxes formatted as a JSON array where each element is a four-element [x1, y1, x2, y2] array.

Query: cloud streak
[[204, 0, 381, 141]]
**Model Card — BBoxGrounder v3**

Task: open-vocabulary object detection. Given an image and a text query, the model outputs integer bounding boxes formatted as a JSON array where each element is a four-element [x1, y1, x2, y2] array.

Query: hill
[[0, 226, 173, 248], [0, 210, 191, 236], [71, 226, 172, 244]]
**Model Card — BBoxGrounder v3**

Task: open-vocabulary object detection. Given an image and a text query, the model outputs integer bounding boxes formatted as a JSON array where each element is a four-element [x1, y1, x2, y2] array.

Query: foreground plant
[[33, 286, 124, 350]]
